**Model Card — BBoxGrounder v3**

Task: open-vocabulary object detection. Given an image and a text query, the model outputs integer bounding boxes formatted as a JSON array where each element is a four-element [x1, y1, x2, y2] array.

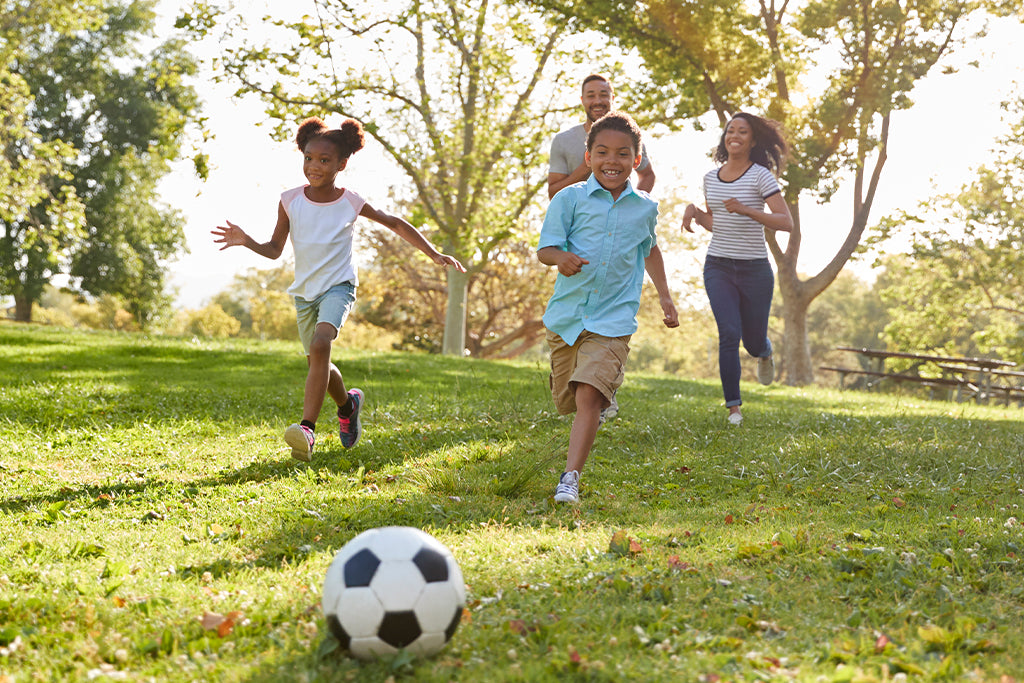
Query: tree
[[11, 0, 205, 327], [180, 0, 587, 355], [0, 3, 93, 320], [875, 97, 1024, 365], [525, 0, 1020, 384], [357, 224, 550, 357]]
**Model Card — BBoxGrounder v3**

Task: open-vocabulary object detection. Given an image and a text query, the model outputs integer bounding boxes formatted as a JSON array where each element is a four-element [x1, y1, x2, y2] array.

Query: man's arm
[[547, 160, 591, 199], [635, 161, 656, 193]]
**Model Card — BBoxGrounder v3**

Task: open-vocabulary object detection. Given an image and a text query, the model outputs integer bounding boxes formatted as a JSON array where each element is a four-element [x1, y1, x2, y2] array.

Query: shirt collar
[[586, 173, 635, 201]]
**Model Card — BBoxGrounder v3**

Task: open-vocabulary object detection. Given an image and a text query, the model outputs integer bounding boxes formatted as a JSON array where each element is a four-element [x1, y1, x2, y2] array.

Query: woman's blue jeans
[[703, 255, 774, 407]]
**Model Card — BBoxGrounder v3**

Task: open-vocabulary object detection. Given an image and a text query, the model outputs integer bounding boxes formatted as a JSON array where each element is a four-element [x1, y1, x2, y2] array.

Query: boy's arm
[[211, 202, 290, 259], [644, 245, 679, 328], [538, 246, 589, 276], [361, 203, 466, 272]]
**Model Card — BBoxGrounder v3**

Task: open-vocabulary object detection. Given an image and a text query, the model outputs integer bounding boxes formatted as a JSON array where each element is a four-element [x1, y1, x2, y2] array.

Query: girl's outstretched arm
[[212, 202, 290, 259], [360, 203, 466, 272]]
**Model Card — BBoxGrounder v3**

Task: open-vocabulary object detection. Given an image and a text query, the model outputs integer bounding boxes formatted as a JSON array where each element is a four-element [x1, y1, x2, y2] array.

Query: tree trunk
[[13, 293, 33, 322], [442, 268, 468, 356], [779, 278, 814, 385]]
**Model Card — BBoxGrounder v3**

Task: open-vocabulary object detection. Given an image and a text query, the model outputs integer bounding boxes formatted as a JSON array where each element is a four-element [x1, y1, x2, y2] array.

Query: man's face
[[581, 79, 613, 124]]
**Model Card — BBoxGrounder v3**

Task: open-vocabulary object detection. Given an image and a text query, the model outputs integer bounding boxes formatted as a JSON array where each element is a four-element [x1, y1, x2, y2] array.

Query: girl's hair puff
[[295, 116, 365, 159], [715, 112, 787, 176], [586, 111, 642, 155]]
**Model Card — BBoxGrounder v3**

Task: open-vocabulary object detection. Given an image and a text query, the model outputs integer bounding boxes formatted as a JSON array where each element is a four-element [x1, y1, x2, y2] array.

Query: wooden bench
[[819, 366, 972, 397]]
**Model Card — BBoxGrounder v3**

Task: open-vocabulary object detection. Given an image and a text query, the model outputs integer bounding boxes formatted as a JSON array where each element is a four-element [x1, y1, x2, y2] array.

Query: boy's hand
[[211, 221, 247, 250], [556, 251, 589, 277], [660, 294, 679, 328], [434, 253, 467, 273]]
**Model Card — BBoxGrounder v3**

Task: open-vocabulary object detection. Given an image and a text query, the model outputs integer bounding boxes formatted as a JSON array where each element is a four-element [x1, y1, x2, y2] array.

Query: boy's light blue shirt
[[539, 175, 658, 346]]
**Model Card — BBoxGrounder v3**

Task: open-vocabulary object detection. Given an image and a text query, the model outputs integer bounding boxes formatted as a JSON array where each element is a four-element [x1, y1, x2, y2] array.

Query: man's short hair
[[581, 73, 612, 95]]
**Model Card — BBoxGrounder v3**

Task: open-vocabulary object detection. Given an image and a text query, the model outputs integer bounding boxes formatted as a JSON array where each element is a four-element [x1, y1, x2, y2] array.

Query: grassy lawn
[[1, 321, 1022, 682]]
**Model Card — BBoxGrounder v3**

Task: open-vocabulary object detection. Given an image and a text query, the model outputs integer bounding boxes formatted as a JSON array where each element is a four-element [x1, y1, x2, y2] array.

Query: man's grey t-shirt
[[548, 123, 652, 176]]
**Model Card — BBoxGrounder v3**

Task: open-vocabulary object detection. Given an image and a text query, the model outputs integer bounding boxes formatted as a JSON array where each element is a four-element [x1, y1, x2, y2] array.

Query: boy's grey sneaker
[[285, 423, 315, 462], [757, 353, 775, 385], [599, 390, 619, 425], [554, 470, 580, 503], [338, 388, 364, 448]]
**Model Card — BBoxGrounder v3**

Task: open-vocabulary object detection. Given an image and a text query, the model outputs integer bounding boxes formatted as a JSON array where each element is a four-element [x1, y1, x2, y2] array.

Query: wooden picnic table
[[822, 347, 1019, 405]]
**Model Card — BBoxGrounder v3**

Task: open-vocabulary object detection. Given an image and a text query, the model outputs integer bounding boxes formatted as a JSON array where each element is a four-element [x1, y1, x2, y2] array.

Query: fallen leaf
[[629, 538, 643, 555], [875, 633, 890, 653], [609, 530, 630, 556], [725, 514, 735, 525], [667, 555, 691, 571], [893, 497, 905, 509], [200, 611, 242, 637]]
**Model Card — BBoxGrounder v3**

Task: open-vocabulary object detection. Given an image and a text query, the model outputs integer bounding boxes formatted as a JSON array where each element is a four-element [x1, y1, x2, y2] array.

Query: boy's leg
[[566, 382, 604, 473]]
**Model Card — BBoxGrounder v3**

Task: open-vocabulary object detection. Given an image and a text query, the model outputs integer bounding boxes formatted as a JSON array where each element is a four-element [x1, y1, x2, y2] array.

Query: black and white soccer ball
[[322, 526, 466, 659]]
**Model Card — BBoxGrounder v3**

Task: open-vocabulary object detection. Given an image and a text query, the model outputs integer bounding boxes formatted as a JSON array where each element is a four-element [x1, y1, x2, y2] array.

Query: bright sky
[[157, 3, 1024, 309]]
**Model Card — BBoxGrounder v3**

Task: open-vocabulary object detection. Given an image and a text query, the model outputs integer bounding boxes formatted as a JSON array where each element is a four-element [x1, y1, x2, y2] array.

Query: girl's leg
[[302, 322, 343, 424], [704, 257, 743, 408], [738, 258, 775, 359], [566, 382, 605, 474]]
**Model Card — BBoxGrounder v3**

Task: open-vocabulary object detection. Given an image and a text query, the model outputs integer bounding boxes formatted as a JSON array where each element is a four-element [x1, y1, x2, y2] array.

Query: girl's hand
[[211, 221, 248, 250], [434, 253, 467, 273], [722, 198, 750, 216]]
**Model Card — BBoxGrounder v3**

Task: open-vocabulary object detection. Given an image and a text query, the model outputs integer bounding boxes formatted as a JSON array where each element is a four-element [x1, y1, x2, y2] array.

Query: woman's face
[[723, 117, 755, 158]]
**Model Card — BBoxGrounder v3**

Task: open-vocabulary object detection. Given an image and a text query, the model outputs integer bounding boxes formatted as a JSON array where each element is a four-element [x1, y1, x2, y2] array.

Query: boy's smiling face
[[585, 129, 641, 199]]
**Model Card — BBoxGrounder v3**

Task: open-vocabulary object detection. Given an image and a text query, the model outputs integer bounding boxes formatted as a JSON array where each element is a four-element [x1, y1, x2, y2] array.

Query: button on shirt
[[539, 175, 658, 346]]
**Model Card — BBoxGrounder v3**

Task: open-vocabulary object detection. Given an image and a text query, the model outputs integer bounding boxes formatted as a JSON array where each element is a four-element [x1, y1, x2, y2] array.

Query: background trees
[[875, 97, 1024, 365], [1, 0, 203, 326], [525, 0, 1021, 384], [181, 0, 597, 356]]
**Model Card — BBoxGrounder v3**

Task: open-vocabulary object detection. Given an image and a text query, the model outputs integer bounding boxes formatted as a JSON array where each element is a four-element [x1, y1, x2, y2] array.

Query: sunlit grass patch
[[1, 321, 1022, 681]]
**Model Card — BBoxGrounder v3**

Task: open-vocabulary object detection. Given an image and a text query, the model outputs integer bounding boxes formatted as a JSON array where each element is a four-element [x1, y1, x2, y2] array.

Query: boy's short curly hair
[[586, 111, 641, 155], [295, 116, 365, 159]]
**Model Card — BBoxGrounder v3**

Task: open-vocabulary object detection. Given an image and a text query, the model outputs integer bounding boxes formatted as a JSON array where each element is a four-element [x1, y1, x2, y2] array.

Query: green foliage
[[3, 0, 205, 327], [526, 0, 1020, 384], [188, 0, 599, 354], [875, 97, 1024, 364], [2, 321, 1023, 680], [171, 303, 243, 338]]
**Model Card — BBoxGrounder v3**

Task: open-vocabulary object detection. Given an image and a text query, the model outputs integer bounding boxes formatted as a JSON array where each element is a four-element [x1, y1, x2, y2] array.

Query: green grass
[[2, 321, 1023, 682]]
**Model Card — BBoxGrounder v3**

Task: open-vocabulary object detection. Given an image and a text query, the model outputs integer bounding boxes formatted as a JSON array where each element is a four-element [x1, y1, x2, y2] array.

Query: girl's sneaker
[[285, 423, 315, 462], [338, 388, 364, 448], [554, 470, 580, 503]]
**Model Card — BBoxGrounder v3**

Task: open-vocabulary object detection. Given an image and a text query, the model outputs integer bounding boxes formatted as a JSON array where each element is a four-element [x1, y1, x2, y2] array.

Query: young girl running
[[681, 112, 793, 425], [212, 117, 465, 461]]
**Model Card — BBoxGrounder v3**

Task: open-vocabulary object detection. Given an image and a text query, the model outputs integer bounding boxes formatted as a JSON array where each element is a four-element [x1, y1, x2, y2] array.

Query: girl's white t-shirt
[[703, 163, 781, 260], [281, 185, 366, 300]]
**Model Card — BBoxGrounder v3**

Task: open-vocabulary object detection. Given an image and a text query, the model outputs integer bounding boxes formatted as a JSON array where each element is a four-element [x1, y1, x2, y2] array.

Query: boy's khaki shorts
[[546, 329, 631, 415]]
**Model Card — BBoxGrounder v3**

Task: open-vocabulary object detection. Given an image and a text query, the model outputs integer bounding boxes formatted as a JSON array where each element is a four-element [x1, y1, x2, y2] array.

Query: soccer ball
[[322, 526, 466, 659]]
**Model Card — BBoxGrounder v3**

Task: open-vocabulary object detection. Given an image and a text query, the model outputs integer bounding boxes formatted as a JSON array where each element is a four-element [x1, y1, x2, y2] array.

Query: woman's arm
[[722, 192, 793, 232]]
